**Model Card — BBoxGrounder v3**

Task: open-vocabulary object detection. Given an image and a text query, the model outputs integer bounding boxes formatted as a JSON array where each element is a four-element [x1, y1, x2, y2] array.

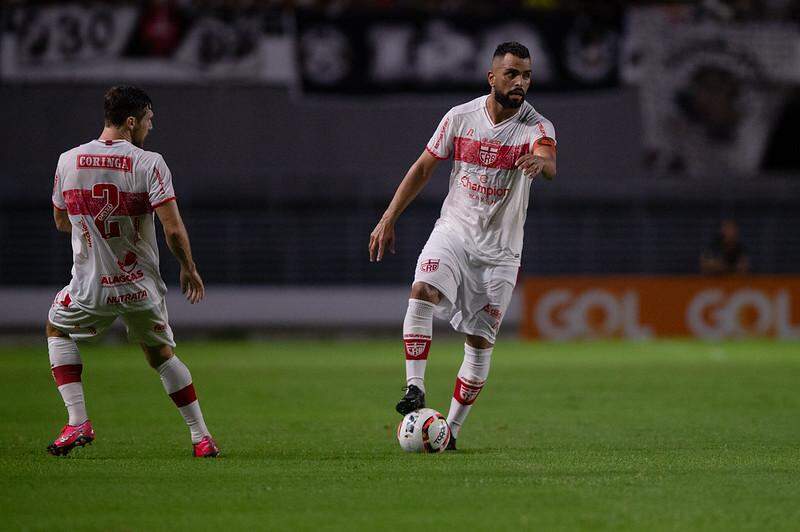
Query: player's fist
[[369, 218, 396, 263], [180, 266, 205, 304], [515, 154, 546, 178]]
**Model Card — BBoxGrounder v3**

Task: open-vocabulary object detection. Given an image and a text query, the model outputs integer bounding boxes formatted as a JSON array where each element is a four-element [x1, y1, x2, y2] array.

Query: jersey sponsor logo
[[106, 289, 148, 305], [420, 259, 440, 273], [479, 139, 501, 166], [117, 251, 138, 273], [77, 217, 93, 248], [100, 270, 144, 287], [432, 116, 450, 152], [76, 154, 132, 172], [454, 137, 529, 170], [459, 175, 511, 198]]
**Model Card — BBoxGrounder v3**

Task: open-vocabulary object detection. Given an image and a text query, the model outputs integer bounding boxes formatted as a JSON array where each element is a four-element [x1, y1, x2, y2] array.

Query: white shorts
[[413, 228, 518, 343], [48, 288, 175, 347]]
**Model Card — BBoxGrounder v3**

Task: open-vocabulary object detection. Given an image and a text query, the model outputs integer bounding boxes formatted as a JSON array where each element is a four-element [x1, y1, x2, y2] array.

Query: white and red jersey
[[426, 95, 556, 266], [51, 139, 176, 315]]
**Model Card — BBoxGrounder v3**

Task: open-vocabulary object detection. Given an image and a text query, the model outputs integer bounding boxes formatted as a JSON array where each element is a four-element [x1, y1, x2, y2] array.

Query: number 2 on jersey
[[92, 183, 121, 239]]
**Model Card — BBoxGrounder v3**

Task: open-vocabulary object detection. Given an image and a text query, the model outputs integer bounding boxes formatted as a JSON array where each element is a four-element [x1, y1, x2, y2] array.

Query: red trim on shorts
[[169, 383, 197, 407], [52, 364, 82, 386], [425, 146, 449, 160], [150, 196, 176, 209]]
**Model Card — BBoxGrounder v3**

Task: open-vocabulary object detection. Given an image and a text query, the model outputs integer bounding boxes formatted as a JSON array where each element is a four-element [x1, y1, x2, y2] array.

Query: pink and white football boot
[[47, 420, 95, 456], [192, 436, 220, 458]]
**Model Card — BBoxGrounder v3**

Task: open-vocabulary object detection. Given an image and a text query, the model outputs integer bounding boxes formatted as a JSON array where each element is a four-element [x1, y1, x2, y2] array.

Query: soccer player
[[46, 86, 219, 457], [369, 42, 556, 450]]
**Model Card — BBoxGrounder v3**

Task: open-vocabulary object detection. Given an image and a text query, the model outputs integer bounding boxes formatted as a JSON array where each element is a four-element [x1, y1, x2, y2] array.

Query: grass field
[[1, 339, 799, 531]]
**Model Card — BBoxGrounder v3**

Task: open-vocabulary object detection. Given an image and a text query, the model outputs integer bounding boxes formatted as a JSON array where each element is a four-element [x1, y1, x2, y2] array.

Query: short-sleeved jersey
[[425, 95, 556, 266], [52, 139, 176, 315]]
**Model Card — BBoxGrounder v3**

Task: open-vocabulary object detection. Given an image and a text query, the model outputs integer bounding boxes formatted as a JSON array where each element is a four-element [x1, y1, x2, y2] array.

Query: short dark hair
[[493, 42, 530, 61], [104, 86, 152, 127]]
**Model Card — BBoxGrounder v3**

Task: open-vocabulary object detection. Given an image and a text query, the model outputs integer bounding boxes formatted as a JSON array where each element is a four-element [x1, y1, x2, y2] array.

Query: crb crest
[[479, 139, 501, 166]]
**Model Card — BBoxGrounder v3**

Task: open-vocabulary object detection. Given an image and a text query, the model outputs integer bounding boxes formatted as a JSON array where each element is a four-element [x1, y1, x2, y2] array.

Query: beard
[[493, 88, 525, 109]]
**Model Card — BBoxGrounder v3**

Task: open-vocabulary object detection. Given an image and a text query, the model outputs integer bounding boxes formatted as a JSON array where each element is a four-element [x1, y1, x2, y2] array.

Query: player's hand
[[369, 218, 396, 262], [515, 154, 546, 178], [180, 266, 205, 304]]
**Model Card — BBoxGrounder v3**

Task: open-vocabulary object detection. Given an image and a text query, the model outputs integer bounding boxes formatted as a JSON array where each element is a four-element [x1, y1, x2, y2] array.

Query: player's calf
[[151, 350, 216, 454], [446, 343, 493, 440]]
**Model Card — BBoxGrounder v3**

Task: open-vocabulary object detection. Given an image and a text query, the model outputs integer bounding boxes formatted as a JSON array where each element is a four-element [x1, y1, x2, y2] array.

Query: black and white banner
[[295, 11, 621, 93], [0, 3, 293, 83]]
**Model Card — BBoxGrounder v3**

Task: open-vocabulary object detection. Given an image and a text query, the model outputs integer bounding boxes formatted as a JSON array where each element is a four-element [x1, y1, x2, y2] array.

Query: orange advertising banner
[[520, 276, 800, 340]]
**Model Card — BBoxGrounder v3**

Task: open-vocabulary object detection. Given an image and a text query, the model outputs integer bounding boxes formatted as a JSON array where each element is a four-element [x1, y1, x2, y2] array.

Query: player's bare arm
[[155, 200, 205, 304], [515, 143, 556, 180], [369, 150, 440, 262], [53, 207, 72, 233]]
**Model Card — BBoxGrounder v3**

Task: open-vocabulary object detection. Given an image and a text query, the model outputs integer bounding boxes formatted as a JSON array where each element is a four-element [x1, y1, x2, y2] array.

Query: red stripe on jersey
[[52, 364, 82, 386], [453, 137, 529, 170], [169, 383, 198, 407], [151, 196, 176, 209], [63, 189, 151, 217]]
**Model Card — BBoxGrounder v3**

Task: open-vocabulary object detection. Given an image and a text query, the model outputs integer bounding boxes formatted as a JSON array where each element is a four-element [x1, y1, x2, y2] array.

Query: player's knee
[[410, 282, 441, 304], [466, 334, 493, 350], [142, 343, 174, 369], [45, 322, 69, 339]]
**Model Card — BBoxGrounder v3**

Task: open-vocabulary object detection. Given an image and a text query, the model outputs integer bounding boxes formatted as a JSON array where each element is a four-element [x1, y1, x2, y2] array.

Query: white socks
[[446, 343, 493, 439], [157, 356, 210, 444], [403, 299, 435, 392], [48, 337, 88, 426]]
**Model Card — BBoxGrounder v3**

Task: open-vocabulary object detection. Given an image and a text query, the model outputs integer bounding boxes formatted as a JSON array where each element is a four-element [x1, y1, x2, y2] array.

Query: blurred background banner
[[623, 5, 800, 177], [520, 276, 800, 340], [295, 9, 620, 93], [1, 1, 799, 336], [0, 2, 293, 83]]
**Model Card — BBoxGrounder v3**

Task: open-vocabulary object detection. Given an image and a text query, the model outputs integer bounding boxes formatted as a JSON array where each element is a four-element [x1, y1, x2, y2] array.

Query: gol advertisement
[[520, 276, 800, 340]]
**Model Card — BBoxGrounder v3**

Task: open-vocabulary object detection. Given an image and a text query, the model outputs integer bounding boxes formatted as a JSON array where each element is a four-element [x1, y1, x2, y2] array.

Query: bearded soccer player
[[369, 42, 556, 450], [46, 86, 219, 457]]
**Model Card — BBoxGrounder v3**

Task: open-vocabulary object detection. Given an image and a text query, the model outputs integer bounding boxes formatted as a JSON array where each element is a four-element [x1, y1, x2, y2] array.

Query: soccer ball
[[397, 408, 451, 453]]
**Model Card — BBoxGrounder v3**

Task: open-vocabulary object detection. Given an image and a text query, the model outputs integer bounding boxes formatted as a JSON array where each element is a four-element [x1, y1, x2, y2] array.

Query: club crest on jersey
[[479, 139, 501, 166], [420, 259, 440, 273]]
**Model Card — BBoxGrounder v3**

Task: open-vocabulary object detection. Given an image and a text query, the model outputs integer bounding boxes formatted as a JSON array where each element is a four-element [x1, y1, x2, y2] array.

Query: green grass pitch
[[1, 339, 799, 531]]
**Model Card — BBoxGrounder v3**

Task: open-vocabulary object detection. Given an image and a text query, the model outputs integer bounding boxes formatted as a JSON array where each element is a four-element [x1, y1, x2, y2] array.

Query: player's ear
[[487, 70, 495, 89], [126, 116, 137, 130]]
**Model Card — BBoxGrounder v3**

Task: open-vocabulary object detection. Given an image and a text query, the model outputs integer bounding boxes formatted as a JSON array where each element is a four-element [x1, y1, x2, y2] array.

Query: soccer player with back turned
[[369, 42, 557, 450], [46, 86, 219, 457]]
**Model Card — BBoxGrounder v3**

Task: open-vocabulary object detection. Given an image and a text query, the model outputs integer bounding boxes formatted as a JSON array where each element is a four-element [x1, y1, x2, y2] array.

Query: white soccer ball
[[397, 408, 451, 453]]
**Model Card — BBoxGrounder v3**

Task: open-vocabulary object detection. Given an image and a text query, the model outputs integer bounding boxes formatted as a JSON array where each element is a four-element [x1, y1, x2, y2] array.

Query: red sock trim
[[169, 383, 197, 407], [404, 335, 431, 360], [453, 377, 484, 405], [52, 364, 82, 386]]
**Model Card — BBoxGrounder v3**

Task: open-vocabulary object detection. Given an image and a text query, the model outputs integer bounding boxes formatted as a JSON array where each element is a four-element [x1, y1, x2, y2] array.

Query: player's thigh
[[121, 301, 176, 349], [413, 230, 464, 305], [48, 289, 116, 341], [464, 266, 517, 343]]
